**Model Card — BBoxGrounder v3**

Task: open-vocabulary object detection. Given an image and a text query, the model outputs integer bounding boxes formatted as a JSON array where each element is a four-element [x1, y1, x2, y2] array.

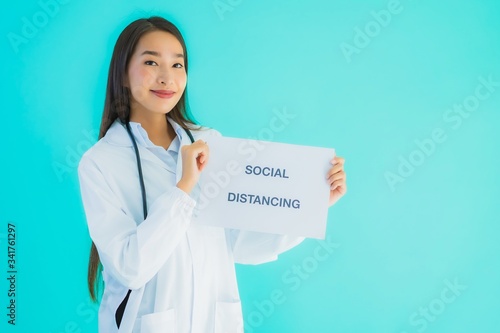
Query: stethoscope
[[123, 120, 196, 220], [115, 120, 195, 330]]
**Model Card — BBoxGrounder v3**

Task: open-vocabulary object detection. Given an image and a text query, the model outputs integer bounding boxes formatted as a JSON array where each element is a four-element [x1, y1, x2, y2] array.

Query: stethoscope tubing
[[124, 120, 195, 219]]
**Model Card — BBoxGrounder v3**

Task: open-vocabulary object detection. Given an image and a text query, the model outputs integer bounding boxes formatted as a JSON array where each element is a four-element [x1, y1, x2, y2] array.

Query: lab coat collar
[[166, 116, 193, 148], [104, 116, 189, 148], [105, 116, 202, 209], [103, 117, 196, 177]]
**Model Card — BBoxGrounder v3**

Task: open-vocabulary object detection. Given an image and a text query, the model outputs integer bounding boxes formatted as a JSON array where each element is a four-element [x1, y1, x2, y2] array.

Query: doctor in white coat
[[78, 17, 347, 333]]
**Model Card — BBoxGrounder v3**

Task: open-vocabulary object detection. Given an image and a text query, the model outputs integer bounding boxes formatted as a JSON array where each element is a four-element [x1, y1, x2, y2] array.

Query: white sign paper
[[195, 136, 335, 239]]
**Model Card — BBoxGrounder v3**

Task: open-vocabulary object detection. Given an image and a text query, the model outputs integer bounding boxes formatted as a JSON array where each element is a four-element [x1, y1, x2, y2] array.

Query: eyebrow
[[140, 50, 184, 58]]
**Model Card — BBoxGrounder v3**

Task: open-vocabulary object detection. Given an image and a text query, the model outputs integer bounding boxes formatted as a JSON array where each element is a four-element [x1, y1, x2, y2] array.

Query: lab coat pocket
[[214, 301, 244, 333], [140, 308, 176, 333]]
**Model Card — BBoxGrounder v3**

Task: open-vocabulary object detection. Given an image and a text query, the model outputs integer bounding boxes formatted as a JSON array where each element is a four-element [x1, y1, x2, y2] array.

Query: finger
[[191, 139, 206, 150], [328, 170, 346, 184], [199, 157, 207, 171], [202, 150, 210, 170], [330, 156, 345, 165], [197, 151, 205, 164], [202, 143, 209, 164], [326, 164, 344, 179], [198, 143, 210, 165], [191, 140, 208, 156], [330, 178, 346, 190]]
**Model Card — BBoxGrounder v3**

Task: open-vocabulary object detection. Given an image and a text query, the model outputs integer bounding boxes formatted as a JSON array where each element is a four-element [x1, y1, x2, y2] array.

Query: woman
[[78, 16, 347, 333]]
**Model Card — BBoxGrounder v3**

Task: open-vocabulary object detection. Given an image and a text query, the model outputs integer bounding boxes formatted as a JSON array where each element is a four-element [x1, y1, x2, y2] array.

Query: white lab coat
[[78, 117, 304, 333]]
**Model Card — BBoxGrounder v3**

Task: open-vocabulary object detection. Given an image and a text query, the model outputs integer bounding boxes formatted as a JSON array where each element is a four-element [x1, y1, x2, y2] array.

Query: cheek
[[128, 67, 155, 101], [177, 73, 187, 91], [130, 67, 155, 87]]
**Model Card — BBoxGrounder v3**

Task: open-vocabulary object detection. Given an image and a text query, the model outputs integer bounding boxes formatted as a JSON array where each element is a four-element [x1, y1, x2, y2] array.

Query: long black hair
[[88, 16, 199, 302]]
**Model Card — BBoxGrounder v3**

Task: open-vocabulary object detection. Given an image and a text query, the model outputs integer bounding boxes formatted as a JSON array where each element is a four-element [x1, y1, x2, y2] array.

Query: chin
[[149, 104, 176, 114]]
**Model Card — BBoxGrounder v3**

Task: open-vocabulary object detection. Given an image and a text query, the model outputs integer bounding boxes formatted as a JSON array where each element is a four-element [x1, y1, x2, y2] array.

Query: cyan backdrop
[[1, 0, 499, 332]]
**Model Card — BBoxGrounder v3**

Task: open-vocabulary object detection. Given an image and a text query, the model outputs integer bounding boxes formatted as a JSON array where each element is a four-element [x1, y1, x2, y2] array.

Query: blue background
[[1, 0, 499, 332]]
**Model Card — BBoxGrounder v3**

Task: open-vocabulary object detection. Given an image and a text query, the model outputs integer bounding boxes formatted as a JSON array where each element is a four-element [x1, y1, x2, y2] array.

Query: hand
[[326, 156, 347, 207], [176, 139, 209, 194]]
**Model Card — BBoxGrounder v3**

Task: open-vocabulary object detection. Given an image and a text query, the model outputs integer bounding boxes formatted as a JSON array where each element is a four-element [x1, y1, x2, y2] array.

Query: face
[[125, 30, 187, 117]]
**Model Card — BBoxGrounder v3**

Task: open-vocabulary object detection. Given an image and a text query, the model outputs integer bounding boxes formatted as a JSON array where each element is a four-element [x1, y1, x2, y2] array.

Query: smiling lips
[[151, 90, 175, 99]]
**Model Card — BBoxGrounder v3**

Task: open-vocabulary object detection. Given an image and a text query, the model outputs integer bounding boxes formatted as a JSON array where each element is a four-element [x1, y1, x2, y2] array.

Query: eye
[[173, 63, 184, 69], [144, 60, 158, 66]]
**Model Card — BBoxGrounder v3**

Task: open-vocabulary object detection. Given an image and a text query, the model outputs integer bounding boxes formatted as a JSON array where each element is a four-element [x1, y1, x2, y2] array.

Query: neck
[[129, 108, 175, 149]]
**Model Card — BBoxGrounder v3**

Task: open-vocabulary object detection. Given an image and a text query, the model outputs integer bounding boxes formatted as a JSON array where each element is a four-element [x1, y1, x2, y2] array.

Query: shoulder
[[79, 120, 132, 171], [190, 125, 222, 140], [78, 139, 111, 174], [78, 137, 130, 176]]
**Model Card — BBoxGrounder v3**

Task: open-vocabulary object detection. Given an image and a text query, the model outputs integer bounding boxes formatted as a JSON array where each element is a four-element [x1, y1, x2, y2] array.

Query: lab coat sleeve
[[228, 230, 305, 264], [78, 155, 195, 290]]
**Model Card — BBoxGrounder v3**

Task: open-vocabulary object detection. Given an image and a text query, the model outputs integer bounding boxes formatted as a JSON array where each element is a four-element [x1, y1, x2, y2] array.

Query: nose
[[157, 67, 173, 86]]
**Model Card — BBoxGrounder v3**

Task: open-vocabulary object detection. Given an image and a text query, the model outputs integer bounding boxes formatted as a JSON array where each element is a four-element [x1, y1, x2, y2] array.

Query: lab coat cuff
[[172, 186, 197, 209]]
